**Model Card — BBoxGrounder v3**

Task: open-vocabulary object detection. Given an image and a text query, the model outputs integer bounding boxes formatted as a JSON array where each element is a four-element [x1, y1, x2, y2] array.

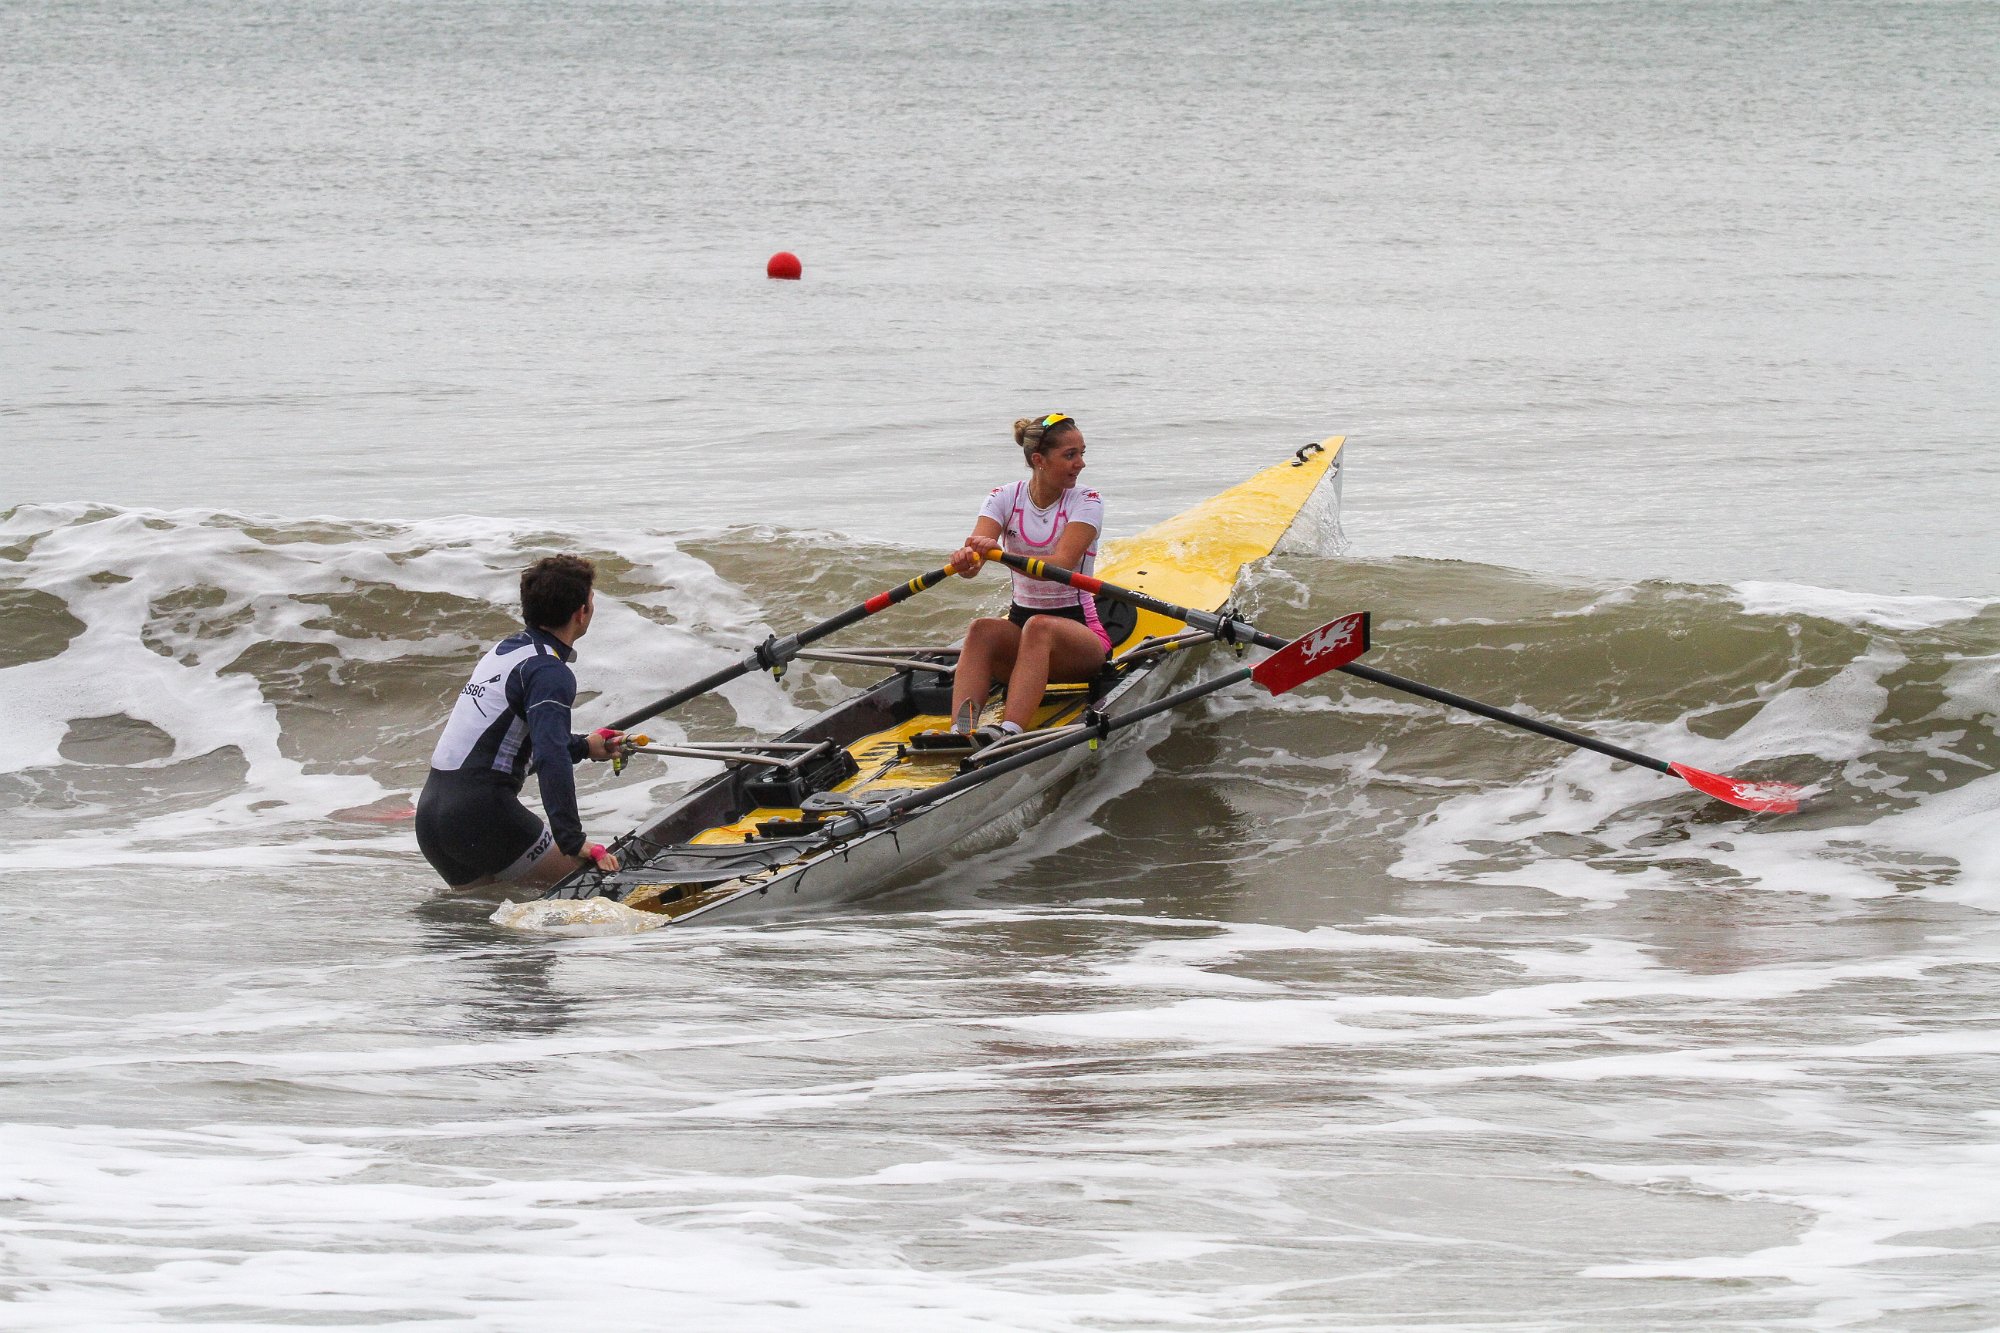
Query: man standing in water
[[416, 554, 624, 889]]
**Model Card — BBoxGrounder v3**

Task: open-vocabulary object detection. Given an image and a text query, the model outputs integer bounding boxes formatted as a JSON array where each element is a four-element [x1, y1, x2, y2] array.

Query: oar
[[991, 551, 1803, 814], [812, 612, 1372, 843], [605, 563, 961, 733]]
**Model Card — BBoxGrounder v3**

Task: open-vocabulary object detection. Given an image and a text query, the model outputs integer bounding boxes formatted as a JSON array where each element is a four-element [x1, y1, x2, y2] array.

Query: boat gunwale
[[547, 635, 1190, 909]]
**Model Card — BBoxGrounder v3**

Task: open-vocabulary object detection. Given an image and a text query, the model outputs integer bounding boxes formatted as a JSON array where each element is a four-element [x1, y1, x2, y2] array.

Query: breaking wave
[[2, 502, 1992, 906]]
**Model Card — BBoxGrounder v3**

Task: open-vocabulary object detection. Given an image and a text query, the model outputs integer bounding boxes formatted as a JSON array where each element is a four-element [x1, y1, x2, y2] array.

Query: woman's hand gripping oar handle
[[991, 551, 1804, 814], [605, 562, 961, 734]]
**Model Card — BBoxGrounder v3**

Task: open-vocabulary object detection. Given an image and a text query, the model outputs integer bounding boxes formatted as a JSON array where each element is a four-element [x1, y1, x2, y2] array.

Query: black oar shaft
[[607, 564, 959, 733], [1337, 661, 1672, 776], [996, 550, 1676, 777], [607, 659, 756, 734]]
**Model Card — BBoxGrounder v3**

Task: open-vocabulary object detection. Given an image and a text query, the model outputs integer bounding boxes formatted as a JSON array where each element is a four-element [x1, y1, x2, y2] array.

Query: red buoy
[[766, 251, 802, 280]]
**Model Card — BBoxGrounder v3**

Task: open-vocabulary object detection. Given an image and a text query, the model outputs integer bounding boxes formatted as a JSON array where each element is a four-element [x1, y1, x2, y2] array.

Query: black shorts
[[415, 769, 553, 887], [1008, 602, 1087, 628]]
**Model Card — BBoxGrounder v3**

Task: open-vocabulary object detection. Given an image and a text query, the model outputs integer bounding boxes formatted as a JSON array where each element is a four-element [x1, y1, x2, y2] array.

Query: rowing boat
[[506, 423, 1808, 936], [529, 437, 1349, 927]]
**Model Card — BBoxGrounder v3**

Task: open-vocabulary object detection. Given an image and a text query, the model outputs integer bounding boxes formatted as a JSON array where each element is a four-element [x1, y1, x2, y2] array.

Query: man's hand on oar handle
[[593, 726, 653, 777]]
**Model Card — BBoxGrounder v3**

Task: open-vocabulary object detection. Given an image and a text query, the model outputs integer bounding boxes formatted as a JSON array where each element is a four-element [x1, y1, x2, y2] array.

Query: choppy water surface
[[5, 1, 1999, 1328], [5, 508, 1997, 1328]]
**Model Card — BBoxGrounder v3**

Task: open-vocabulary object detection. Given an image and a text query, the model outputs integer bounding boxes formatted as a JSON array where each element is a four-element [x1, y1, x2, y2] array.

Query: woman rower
[[928, 412, 1113, 748]]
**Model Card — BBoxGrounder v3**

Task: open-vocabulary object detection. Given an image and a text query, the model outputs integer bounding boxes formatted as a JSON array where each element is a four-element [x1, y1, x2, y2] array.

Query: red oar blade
[[1669, 762, 1805, 814], [1250, 612, 1371, 695]]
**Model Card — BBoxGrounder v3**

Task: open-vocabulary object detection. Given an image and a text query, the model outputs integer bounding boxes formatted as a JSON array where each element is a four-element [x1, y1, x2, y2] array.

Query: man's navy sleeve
[[519, 655, 588, 857]]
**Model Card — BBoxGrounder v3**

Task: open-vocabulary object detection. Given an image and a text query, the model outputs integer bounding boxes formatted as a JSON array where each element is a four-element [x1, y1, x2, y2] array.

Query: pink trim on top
[[1012, 481, 1110, 650], [1004, 481, 1102, 611], [1080, 592, 1112, 653]]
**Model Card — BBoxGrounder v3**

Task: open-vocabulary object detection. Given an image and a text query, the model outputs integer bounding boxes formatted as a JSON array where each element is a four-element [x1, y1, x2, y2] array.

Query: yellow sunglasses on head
[[1040, 413, 1072, 429]]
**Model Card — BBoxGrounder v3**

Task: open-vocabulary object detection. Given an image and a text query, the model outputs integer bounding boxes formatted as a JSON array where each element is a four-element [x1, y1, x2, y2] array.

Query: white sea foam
[[1085, 919, 1461, 993], [492, 896, 670, 936], [0, 506, 814, 870], [1731, 580, 1993, 631], [1582, 1135, 2000, 1314], [0, 1122, 1221, 1332], [992, 955, 1935, 1050]]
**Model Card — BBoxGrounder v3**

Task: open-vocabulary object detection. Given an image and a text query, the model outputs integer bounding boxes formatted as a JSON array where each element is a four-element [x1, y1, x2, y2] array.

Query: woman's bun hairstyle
[[1013, 413, 1079, 466]]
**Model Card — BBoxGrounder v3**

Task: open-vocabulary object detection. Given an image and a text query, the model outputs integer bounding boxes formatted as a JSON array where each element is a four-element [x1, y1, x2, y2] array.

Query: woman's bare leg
[[1001, 617, 1107, 729], [951, 618, 1019, 730]]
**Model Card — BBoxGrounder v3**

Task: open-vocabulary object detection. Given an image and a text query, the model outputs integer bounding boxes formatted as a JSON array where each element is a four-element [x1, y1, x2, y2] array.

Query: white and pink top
[[978, 480, 1111, 649]]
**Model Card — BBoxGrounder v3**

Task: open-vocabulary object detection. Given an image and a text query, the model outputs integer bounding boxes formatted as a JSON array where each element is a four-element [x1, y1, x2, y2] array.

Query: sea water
[[3, 2, 1998, 1328]]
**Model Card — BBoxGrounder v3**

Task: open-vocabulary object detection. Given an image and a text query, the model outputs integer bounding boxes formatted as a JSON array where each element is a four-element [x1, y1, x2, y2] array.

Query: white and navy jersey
[[979, 480, 1104, 610], [429, 627, 590, 855]]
